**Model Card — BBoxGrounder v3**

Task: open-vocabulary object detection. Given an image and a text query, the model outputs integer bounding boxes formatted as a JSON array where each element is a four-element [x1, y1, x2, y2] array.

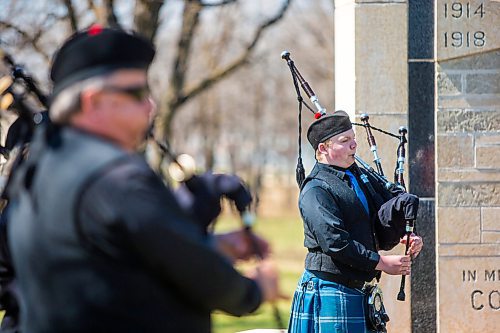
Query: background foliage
[[0, 1, 332, 330], [0, 0, 334, 206]]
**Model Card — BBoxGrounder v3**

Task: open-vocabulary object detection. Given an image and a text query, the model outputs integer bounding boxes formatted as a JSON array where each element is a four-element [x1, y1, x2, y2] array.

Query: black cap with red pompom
[[306, 110, 353, 150], [50, 24, 155, 98]]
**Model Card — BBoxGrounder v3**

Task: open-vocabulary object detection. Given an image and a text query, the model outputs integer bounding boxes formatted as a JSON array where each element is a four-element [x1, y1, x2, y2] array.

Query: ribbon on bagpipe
[[281, 50, 415, 301]]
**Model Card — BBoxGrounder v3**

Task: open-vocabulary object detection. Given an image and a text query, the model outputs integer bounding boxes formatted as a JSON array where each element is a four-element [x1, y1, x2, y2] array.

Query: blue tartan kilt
[[288, 270, 376, 333]]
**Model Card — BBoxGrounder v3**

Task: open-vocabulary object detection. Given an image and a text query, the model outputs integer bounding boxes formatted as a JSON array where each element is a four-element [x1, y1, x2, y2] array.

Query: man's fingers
[[400, 260, 411, 275]]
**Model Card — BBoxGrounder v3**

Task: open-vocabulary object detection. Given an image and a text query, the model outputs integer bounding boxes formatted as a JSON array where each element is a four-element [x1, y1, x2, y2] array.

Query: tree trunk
[[158, 0, 203, 141], [133, 0, 165, 42]]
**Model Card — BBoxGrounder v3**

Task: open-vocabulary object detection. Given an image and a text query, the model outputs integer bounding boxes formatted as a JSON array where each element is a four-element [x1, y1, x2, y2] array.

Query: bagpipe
[[147, 130, 256, 231], [281, 50, 416, 302], [0, 50, 49, 153], [0, 49, 50, 201]]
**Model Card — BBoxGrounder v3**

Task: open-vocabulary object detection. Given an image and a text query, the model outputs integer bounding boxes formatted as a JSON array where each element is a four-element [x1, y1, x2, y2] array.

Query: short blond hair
[[315, 138, 332, 161]]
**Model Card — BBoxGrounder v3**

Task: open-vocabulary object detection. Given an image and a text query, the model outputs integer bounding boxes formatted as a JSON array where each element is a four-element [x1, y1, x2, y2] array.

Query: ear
[[79, 89, 99, 115], [317, 142, 328, 155]]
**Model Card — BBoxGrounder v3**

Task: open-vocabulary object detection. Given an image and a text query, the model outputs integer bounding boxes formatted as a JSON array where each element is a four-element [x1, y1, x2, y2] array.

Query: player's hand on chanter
[[400, 233, 423, 259], [247, 259, 289, 303], [214, 230, 270, 262], [376, 254, 412, 276]]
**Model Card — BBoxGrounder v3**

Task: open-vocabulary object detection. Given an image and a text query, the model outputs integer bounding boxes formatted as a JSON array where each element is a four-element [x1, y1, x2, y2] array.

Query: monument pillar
[[435, 0, 500, 332], [334, 1, 411, 332], [408, 1, 436, 332]]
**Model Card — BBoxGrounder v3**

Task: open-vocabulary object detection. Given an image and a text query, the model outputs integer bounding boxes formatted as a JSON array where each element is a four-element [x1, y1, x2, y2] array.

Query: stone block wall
[[437, 49, 500, 227], [436, 49, 500, 332]]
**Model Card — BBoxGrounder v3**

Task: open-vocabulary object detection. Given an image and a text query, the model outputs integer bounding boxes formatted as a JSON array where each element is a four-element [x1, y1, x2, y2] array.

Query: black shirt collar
[[315, 162, 357, 180]]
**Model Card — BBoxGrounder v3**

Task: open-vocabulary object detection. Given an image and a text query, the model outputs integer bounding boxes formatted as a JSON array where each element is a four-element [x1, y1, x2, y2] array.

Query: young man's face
[[317, 128, 357, 168]]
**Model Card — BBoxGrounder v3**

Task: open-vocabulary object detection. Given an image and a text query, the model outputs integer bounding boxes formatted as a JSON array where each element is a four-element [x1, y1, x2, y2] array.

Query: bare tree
[[1, 0, 292, 146], [133, 0, 164, 41], [156, 0, 292, 141], [162, 0, 334, 209], [0, 0, 334, 207]]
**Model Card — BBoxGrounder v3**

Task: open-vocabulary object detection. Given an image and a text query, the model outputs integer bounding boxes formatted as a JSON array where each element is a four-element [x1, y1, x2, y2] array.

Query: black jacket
[[0, 205, 19, 333], [7, 127, 261, 333], [299, 162, 406, 282]]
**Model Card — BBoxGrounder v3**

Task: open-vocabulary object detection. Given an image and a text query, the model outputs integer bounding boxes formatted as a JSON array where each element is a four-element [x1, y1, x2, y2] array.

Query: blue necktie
[[345, 170, 370, 214]]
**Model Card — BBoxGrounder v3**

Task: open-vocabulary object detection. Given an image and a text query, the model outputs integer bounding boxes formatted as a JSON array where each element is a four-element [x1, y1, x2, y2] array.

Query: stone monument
[[435, 0, 500, 332], [335, 0, 499, 332]]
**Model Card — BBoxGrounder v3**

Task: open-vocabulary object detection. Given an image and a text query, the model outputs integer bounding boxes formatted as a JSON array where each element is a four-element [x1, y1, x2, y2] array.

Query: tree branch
[[170, 0, 202, 104], [179, 0, 291, 106], [200, 0, 238, 7], [86, 0, 99, 22], [0, 21, 50, 63], [154, 0, 203, 139], [102, 0, 120, 28], [159, 0, 292, 140], [133, 0, 165, 42], [61, 0, 79, 32], [84, 0, 121, 28]]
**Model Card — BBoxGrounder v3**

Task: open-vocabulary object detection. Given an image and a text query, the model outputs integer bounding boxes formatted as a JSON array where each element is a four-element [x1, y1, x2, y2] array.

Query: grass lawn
[[212, 214, 306, 333]]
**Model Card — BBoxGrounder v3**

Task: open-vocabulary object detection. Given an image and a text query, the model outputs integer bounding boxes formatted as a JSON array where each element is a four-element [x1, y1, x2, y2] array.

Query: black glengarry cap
[[307, 110, 352, 150], [50, 25, 156, 97]]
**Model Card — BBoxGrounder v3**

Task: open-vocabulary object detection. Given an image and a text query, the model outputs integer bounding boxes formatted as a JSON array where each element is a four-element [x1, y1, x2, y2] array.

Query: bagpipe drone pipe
[[0, 49, 50, 200]]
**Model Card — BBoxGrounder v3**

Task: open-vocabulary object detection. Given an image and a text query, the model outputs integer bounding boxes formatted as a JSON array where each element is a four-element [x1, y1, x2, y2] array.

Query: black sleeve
[[0, 204, 20, 322], [376, 192, 419, 250], [0, 207, 14, 287], [77, 161, 262, 316]]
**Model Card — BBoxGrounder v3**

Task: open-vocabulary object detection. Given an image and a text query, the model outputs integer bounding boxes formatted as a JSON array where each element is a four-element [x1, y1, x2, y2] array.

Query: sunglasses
[[100, 84, 151, 102]]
